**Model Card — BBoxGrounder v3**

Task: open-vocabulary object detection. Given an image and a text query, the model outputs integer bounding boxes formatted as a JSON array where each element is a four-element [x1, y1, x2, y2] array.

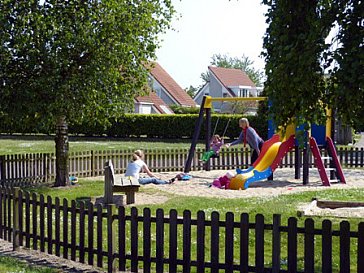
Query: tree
[[262, 0, 331, 133], [262, 0, 363, 132], [329, 0, 364, 131], [0, 0, 175, 186], [185, 85, 198, 98], [201, 53, 265, 86]]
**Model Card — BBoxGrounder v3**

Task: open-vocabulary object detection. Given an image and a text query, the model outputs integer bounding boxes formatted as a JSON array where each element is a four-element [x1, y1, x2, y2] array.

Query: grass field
[[28, 177, 364, 224], [0, 256, 59, 273], [21, 177, 364, 272], [1, 135, 363, 272], [0, 135, 205, 155]]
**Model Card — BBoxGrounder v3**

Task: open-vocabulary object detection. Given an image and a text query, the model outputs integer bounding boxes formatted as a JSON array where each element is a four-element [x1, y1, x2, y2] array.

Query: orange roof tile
[[149, 62, 196, 107], [209, 66, 256, 89]]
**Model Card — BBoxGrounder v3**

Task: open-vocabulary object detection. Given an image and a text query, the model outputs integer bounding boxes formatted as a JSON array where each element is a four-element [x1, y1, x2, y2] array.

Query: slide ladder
[[326, 136, 346, 184], [309, 137, 346, 186]]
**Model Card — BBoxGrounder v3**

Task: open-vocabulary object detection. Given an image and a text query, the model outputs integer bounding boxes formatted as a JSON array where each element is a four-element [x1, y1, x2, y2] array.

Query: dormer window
[[239, 89, 249, 97]]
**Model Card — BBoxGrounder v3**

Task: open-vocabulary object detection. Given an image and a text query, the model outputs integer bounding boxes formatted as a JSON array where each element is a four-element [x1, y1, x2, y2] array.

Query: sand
[[129, 168, 364, 218]]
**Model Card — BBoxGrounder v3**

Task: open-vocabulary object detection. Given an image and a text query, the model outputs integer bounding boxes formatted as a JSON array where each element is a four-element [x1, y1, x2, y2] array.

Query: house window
[[240, 89, 249, 98], [140, 105, 152, 114], [239, 89, 249, 97]]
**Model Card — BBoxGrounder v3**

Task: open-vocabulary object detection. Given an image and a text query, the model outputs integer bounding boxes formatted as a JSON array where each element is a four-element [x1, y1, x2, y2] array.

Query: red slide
[[253, 134, 280, 167]]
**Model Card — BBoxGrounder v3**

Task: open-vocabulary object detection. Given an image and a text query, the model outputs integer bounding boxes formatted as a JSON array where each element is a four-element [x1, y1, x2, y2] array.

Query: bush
[[169, 105, 201, 114], [1, 113, 268, 140]]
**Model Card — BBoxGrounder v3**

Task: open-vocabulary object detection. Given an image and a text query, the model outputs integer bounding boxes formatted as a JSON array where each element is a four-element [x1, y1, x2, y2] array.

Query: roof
[[149, 62, 196, 107], [209, 66, 256, 90], [135, 91, 173, 114]]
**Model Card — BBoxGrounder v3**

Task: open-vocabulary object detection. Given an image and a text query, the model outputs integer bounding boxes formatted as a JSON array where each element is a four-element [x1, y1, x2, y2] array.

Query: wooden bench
[[104, 160, 140, 205]]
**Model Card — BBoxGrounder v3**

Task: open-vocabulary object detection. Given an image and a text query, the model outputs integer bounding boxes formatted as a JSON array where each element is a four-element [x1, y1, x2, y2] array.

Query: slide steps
[[309, 137, 346, 186]]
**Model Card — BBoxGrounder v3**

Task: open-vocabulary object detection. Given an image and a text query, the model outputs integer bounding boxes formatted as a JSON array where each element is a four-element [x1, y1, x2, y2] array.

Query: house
[[134, 62, 196, 114], [194, 66, 262, 113]]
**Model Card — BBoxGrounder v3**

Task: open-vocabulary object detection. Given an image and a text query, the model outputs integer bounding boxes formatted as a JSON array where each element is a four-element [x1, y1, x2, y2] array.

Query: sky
[[156, 0, 268, 89]]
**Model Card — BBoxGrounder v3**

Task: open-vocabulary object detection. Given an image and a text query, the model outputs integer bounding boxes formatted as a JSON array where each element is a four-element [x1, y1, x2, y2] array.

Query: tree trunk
[[55, 116, 69, 187]]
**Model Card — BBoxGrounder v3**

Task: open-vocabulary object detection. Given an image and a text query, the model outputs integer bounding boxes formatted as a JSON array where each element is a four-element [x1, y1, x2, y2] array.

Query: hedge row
[[2, 114, 268, 140], [71, 114, 268, 140]]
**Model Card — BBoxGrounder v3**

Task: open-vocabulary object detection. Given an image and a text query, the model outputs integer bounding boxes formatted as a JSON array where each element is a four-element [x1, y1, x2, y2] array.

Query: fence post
[[0, 155, 5, 185], [13, 187, 20, 251], [91, 150, 95, 177], [107, 204, 116, 273], [43, 154, 48, 183], [272, 214, 281, 273]]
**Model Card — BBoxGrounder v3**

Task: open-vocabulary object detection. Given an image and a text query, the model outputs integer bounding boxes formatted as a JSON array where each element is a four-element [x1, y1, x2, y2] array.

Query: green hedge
[[98, 114, 267, 140], [1, 114, 268, 140]]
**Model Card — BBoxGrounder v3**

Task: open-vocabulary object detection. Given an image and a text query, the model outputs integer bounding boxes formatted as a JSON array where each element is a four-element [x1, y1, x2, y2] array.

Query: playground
[[101, 167, 364, 211]]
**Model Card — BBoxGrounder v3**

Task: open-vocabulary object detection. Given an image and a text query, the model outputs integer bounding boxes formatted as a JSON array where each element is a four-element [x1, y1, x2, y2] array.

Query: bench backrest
[[104, 160, 115, 204]]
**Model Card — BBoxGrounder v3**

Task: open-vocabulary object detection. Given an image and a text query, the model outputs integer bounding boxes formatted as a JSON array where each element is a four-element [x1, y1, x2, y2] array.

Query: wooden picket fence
[[0, 147, 363, 186], [1, 187, 363, 273]]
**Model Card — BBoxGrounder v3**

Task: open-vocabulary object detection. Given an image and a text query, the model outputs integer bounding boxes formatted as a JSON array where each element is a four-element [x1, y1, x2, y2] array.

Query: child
[[200, 134, 224, 162]]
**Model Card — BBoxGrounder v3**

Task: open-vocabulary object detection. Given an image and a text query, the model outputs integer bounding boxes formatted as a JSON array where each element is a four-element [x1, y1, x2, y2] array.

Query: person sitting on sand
[[125, 150, 175, 185]]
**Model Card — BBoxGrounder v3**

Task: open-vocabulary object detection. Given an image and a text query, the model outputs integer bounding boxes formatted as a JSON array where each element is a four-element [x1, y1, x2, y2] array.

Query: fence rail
[[0, 147, 363, 186], [0, 187, 363, 273]]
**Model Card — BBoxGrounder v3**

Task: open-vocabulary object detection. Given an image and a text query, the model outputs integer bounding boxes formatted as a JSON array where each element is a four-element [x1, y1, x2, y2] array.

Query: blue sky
[[156, 0, 268, 89]]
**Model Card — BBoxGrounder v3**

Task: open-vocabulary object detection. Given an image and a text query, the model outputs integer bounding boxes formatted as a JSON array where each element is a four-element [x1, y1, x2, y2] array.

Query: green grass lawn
[[28, 177, 364, 224], [23, 177, 364, 272], [0, 256, 59, 273], [0, 135, 205, 155], [2, 136, 363, 272]]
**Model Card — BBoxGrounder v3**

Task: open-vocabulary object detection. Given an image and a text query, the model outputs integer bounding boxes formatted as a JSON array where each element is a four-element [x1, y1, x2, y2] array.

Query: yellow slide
[[229, 133, 295, 190], [229, 142, 281, 190]]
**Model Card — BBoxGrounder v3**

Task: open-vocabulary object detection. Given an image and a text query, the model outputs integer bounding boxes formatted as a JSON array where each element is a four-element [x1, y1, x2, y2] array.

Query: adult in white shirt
[[125, 150, 173, 185]]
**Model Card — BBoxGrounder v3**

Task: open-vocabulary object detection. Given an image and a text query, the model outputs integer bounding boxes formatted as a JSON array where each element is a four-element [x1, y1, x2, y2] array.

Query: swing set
[[184, 95, 267, 173], [184, 95, 346, 188]]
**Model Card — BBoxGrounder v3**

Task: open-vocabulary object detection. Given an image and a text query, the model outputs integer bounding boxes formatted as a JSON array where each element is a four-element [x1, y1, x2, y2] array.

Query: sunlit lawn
[[24, 178, 364, 272], [2, 134, 363, 272], [0, 256, 59, 273], [0, 135, 204, 155]]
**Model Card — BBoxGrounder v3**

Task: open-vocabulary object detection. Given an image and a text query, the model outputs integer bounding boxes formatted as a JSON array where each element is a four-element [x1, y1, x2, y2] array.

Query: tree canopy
[[262, 0, 363, 131], [0, 0, 176, 131]]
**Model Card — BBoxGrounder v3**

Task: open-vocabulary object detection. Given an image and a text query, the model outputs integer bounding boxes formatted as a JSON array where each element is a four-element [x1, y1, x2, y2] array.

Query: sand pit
[[151, 168, 364, 197], [105, 168, 364, 209]]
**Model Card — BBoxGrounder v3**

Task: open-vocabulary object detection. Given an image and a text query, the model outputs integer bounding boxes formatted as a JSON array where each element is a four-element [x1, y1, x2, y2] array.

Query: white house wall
[[152, 79, 177, 105], [194, 84, 209, 106], [209, 71, 226, 112]]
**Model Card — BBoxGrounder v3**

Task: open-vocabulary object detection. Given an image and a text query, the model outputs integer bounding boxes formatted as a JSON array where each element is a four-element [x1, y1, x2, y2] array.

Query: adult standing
[[225, 118, 264, 165]]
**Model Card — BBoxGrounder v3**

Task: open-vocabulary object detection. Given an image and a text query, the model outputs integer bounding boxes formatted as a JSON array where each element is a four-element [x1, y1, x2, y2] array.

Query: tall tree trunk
[[55, 116, 69, 187]]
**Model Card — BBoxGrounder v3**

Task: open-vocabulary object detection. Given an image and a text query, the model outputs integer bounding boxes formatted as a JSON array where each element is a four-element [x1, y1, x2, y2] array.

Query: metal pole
[[303, 146, 309, 185], [295, 146, 301, 179], [205, 108, 211, 171], [184, 96, 207, 173]]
